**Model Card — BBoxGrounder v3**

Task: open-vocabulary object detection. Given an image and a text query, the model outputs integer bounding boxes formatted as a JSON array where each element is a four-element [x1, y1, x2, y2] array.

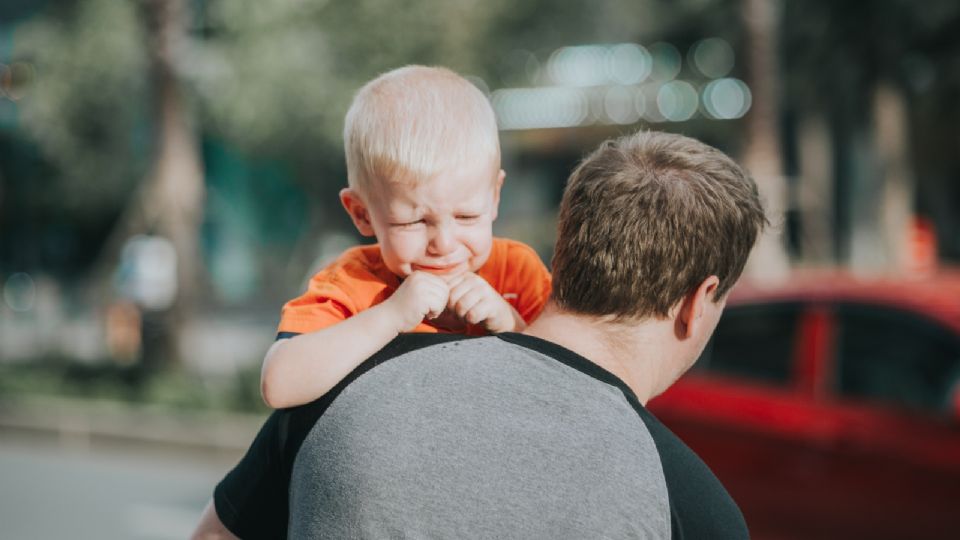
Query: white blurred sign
[[116, 235, 178, 311]]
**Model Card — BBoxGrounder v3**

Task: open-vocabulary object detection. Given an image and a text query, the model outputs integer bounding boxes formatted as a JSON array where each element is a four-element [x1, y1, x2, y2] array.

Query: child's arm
[[446, 272, 526, 333], [260, 271, 450, 409]]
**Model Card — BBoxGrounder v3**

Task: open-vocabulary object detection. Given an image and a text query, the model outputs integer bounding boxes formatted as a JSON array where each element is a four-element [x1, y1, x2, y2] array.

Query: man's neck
[[523, 302, 668, 405]]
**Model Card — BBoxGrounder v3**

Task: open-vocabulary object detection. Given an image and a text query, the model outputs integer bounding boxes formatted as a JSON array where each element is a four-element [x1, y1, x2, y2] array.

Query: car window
[[834, 303, 960, 415], [695, 302, 800, 386]]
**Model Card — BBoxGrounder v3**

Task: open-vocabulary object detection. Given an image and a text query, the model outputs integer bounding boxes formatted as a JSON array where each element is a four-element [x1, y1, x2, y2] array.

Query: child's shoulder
[[490, 237, 542, 262], [482, 238, 549, 282], [311, 243, 389, 284], [336, 243, 384, 267]]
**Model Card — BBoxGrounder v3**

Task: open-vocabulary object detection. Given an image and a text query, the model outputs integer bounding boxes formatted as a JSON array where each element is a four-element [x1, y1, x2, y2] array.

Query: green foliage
[[13, 0, 150, 218], [190, 0, 521, 156], [13, 0, 738, 170], [0, 357, 270, 413]]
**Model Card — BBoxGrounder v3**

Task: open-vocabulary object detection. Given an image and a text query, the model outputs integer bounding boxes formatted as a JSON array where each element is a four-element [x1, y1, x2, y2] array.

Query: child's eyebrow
[[456, 200, 488, 211], [385, 201, 422, 215]]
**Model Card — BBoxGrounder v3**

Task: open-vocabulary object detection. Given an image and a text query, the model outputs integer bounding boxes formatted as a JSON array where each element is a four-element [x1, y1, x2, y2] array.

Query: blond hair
[[551, 130, 767, 320], [344, 66, 500, 194]]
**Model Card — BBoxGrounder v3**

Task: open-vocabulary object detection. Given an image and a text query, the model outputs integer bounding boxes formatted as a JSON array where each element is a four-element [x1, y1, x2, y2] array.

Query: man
[[193, 130, 767, 539]]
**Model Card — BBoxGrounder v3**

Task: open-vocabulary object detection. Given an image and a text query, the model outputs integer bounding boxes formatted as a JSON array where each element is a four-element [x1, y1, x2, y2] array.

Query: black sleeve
[[214, 331, 299, 537], [635, 407, 750, 540], [213, 394, 347, 539], [214, 411, 294, 539]]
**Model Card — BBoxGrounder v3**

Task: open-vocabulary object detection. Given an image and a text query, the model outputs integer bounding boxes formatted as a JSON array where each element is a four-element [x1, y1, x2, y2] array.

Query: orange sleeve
[[497, 239, 552, 324], [276, 269, 358, 335], [276, 245, 397, 335]]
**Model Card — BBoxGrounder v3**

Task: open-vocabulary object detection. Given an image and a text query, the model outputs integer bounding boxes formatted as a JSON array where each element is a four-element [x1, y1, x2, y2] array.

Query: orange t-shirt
[[278, 237, 552, 336]]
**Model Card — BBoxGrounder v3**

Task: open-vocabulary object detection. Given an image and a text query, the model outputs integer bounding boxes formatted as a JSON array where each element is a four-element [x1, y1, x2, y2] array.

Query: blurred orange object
[[105, 300, 142, 365], [907, 215, 938, 276]]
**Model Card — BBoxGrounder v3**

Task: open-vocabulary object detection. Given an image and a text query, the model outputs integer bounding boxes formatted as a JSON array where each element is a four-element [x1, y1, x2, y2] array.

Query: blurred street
[[0, 433, 239, 540]]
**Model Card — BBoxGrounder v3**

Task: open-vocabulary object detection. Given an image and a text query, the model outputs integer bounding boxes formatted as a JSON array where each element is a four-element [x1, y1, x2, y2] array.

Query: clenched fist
[[383, 271, 451, 332], [446, 272, 525, 333]]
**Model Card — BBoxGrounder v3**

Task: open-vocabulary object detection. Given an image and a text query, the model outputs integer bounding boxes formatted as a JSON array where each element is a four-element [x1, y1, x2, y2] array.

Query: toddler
[[260, 66, 552, 408]]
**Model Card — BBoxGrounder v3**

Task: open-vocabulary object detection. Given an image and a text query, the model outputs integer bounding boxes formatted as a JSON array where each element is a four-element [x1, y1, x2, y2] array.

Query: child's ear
[[491, 169, 506, 220], [339, 188, 376, 237]]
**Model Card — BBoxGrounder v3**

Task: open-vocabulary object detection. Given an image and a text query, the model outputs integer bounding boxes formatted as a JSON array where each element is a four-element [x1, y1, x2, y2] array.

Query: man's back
[[214, 333, 748, 539], [289, 336, 670, 538]]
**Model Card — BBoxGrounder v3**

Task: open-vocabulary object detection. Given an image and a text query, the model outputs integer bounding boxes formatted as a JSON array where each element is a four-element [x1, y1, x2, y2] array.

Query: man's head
[[553, 130, 765, 318], [339, 66, 504, 279], [550, 130, 766, 386]]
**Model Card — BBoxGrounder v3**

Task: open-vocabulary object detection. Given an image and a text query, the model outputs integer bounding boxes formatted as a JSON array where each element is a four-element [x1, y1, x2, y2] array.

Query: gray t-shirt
[[214, 333, 748, 539]]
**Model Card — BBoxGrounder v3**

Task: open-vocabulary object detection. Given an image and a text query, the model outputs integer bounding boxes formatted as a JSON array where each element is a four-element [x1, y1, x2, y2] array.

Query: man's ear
[[339, 188, 376, 237], [674, 275, 720, 339], [491, 169, 506, 221]]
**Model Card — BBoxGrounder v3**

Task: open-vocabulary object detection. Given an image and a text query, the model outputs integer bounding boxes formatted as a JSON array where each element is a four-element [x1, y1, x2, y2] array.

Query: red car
[[648, 270, 960, 540]]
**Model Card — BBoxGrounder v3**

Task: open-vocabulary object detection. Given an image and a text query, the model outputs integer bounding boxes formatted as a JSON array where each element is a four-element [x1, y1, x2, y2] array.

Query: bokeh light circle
[[492, 87, 588, 130], [690, 38, 735, 79], [606, 44, 652, 85], [3, 272, 36, 312], [649, 42, 682, 81], [603, 86, 641, 124], [701, 78, 752, 119], [547, 46, 608, 87], [657, 81, 698, 121]]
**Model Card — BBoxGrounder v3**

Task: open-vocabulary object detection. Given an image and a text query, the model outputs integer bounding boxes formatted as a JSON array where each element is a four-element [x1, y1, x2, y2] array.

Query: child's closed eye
[[391, 219, 425, 229], [456, 215, 481, 223]]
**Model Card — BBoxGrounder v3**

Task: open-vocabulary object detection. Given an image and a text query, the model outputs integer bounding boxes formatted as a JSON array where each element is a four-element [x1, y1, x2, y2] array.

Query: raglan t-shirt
[[277, 238, 552, 337], [213, 333, 749, 539]]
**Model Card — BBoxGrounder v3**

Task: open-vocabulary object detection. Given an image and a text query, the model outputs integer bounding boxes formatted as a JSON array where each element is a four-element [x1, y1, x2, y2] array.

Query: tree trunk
[[139, 0, 205, 366], [741, 0, 790, 282], [873, 82, 913, 274], [796, 113, 834, 264]]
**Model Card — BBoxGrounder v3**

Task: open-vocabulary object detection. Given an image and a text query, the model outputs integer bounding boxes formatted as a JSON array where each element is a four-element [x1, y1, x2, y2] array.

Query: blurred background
[[1, 0, 959, 538]]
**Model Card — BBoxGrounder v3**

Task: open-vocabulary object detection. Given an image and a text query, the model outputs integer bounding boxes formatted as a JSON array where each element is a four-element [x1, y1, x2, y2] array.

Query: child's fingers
[[432, 277, 454, 308], [464, 299, 495, 325], [397, 272, 450, 323], [452, 288, 487, 319], [445, 273, 466, 289], [413, 271, 451, 290], [447, 274, 485, 304], [424, 286, 450, 319], [446, 280, 469, 307]]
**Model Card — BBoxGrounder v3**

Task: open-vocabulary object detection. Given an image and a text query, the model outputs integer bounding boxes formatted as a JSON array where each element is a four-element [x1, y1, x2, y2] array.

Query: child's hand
[[447, 272, 524, 333], [384, 271, 450, 332]]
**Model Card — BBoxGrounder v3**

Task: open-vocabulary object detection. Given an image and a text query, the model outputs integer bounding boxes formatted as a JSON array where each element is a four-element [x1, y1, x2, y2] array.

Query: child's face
[[341, 160, 504, 280]]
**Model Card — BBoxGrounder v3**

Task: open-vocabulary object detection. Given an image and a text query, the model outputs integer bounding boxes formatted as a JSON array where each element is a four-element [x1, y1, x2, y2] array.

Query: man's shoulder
[[369, 333, 475, 362], [291, 332, 640, 449]]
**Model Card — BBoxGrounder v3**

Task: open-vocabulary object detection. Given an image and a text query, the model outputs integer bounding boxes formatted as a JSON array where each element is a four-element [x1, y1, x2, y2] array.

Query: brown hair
[[551, 130, 767, 320]]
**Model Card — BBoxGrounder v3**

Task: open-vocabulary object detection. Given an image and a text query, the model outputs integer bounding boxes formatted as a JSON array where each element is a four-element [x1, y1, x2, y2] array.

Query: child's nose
[[428, 224, 456, 255]]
